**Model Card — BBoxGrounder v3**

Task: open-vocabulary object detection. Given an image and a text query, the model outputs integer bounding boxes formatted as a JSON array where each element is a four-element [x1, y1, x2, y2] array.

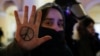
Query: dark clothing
[[0, 40, 73, 56], [0, 41, 25, 56], [31, 44, 73, 56], [30, 27, 73, 56], [71, 33, 100, 56], [0, 28, 3, 47], [0, 28, 3, 37], [78, 33, 100, 56], [0, 27, 73, 56], [64, 10, 77, 53], [72, 40, 80, 56]]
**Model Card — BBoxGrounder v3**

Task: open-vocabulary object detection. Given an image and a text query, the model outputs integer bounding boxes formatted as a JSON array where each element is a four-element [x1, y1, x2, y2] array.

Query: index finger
[[35, 10, 42, 26], [14, 10, 21, 25]]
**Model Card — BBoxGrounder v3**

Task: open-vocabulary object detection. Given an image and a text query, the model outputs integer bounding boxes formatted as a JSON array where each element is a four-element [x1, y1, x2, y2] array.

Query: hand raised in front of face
[[14, 5, 52, 50]]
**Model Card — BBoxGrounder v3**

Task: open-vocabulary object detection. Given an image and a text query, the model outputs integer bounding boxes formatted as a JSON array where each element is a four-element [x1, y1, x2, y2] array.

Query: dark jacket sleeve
[[0, 40, 29, 56]]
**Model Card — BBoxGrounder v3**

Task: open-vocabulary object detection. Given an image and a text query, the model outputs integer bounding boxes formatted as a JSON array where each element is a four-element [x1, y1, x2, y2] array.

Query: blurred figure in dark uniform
[[54, 0, 88, 55]]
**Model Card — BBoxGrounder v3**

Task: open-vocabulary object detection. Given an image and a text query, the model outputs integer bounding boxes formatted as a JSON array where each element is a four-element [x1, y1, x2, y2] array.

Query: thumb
[[38, 35, 52, 45]]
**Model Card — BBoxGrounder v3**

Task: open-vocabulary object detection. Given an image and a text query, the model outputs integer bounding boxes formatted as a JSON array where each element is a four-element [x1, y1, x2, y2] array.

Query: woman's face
[[41, 8, 63, 32], [86, 23, 95, 35]]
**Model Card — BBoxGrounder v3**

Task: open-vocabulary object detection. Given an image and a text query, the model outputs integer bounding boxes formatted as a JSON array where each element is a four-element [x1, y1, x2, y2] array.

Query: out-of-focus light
[[5, 5, 18, 16], [66, 7, 71, 15], [94, 24, 100, 39]]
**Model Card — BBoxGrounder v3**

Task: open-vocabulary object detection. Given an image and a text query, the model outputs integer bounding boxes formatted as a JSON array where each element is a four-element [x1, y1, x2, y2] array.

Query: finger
[[29, 5, 36, 24], [38, 35, 52, 45], [14, 10, 21, 25], [24, 6, 28, 24], [35, 10, 42, 28], [33, 10, 42, 38]]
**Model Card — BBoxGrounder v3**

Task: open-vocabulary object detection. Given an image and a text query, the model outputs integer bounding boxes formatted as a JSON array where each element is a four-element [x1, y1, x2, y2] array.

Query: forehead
[[46, 8, 63, 20], [88, 23, 94, 27]]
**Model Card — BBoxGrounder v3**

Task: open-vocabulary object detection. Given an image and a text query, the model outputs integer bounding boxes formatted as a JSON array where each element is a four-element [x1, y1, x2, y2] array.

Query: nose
[[51, 24, 61, 32]]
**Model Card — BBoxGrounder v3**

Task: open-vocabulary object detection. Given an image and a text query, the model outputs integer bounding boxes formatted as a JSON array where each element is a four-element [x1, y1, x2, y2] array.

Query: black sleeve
[[0, 41, 28, 56]]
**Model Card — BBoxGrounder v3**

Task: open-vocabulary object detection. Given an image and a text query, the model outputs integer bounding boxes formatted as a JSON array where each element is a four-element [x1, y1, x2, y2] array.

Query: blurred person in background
[[54, 0, 87, 52], [72, 16, 100, 56]]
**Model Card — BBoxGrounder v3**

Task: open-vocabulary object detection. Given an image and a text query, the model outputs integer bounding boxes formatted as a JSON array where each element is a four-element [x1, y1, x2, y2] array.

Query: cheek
[[41, 24, 52, 29], [61, 27, 64, 31], [87, 28, 94, 34], [87, 28, 91, 33]]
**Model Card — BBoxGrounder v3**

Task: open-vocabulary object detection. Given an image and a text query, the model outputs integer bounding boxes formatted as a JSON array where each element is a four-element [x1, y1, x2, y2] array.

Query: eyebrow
[[59, 19, 63, 22], [45, 18, 63, 21], [45, 18, 54, 21]]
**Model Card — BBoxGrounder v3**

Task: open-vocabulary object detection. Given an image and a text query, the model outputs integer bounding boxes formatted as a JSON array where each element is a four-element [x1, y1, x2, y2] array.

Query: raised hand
[[14, 5, 52, 50]]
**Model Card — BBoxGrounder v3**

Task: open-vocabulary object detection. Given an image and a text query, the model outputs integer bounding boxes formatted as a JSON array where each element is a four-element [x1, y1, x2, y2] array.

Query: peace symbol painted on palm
[[20, 26, 34, 41]]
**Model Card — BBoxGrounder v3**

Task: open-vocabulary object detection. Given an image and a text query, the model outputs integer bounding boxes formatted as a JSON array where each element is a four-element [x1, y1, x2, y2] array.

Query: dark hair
[[37, 3, 65, 26], [54, 0, 67, 6], [77, 16, 95, 37]]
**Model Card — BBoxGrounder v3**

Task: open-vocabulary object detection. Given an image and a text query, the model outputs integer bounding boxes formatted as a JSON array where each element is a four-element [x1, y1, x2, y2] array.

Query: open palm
[[14, 5, 52, 50]]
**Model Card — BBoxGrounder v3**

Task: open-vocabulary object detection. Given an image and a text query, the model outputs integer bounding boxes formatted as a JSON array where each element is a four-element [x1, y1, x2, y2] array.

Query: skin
[[41, 8, 63, 32], [86, 23, 95, 36], [14, 5, 52, 50]]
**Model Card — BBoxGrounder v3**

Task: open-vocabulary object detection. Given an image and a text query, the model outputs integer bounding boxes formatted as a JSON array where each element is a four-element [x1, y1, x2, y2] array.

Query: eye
[[58, 20, 63, 28], [43, 20, 53, 26]]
